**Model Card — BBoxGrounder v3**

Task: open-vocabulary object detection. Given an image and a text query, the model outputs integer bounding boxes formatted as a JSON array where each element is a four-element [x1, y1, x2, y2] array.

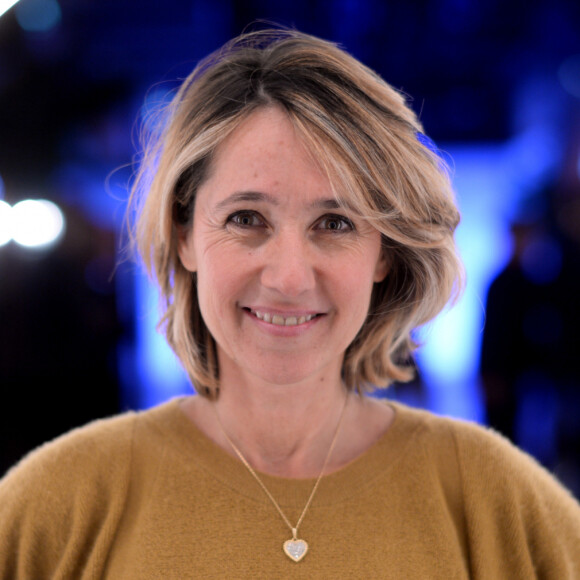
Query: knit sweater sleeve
[[0, 413, 135, 580], [451, 420, 580, 579]]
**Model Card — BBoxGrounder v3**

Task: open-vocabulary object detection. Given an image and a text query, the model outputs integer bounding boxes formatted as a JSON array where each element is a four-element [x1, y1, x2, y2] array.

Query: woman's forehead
[[191, 104, 371, 218], [197, 109, 335, 200]]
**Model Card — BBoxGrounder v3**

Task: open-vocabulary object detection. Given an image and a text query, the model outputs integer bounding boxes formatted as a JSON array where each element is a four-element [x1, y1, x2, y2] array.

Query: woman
[[1, 29, 579, 578]]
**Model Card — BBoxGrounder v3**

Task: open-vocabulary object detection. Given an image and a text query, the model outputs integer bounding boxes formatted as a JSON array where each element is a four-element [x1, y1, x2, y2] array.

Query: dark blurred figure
[[481, 174, 580, 496], [0, 204, 121, 476]]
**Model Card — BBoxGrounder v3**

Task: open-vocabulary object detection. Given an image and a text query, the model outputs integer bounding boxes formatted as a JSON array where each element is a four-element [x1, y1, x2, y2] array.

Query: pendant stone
[[283, 538, 308, 562]]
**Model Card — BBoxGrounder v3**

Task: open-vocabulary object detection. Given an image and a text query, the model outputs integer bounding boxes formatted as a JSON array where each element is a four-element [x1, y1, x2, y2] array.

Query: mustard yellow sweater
[[1, 398, 579, 579]]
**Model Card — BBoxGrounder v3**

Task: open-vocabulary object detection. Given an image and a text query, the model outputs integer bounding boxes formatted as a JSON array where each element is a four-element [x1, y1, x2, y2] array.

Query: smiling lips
[[248, 309, 319, 327]]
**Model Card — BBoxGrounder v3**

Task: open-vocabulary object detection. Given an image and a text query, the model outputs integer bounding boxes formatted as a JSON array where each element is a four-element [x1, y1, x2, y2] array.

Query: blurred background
[[1, 0, 579, 495]]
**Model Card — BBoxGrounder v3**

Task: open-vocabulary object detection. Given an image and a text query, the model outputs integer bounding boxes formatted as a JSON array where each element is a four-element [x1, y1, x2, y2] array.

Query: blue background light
[[15, 0, 61, 32]]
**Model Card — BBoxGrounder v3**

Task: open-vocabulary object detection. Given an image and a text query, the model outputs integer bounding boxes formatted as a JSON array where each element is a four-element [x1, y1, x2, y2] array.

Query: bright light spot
[[11, 199, 65, 248], [0, 0, 21, 19], [0, 200, 12, 246], [15, 0, 61, 32]]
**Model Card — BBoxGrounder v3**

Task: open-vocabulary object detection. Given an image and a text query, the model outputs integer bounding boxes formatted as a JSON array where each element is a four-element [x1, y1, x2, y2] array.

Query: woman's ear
[[177, 226, 197, 273], [373, 249, 390, 283]]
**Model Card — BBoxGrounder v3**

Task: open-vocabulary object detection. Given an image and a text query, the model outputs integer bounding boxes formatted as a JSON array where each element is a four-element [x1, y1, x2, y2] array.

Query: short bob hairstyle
[[131, 28, 463, 399]]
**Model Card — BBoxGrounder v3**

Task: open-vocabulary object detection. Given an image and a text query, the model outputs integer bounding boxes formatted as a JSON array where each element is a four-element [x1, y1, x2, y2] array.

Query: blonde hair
[[131, 28, 463, 398]]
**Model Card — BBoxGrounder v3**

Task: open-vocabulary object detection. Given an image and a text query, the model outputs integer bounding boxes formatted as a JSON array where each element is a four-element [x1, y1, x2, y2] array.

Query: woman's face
[[179, 107, 388, 389]]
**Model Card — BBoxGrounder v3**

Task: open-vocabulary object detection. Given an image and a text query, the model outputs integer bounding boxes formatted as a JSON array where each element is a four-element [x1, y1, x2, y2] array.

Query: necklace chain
[[213, 395, 348, 540]]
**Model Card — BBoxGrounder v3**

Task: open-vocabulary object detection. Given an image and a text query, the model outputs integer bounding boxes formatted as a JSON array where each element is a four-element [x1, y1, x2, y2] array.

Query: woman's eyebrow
[[311, 198, 341, 209], [215, 191, 347, 211], [214, 191, 278, 210]]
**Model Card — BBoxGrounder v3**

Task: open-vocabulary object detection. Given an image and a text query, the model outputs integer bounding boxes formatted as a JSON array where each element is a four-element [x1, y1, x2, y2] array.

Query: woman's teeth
[[252, 310, 316, 326]]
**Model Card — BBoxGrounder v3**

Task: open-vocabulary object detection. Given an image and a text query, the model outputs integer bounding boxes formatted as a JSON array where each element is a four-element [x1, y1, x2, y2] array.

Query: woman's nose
[[260, 231, 316, 297]]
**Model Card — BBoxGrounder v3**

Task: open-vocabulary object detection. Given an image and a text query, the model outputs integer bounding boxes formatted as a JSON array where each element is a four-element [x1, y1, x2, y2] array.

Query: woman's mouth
[[244, 308, 321, 327]]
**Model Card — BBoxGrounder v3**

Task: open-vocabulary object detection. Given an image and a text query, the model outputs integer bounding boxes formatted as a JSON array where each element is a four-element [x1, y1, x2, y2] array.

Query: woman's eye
[[228, 211, 264, 228], [316, 215, 354, 232]]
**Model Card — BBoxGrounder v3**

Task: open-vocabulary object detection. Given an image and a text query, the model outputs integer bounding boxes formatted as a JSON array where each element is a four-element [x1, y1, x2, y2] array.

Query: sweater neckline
[[146, 396, 425, 509]]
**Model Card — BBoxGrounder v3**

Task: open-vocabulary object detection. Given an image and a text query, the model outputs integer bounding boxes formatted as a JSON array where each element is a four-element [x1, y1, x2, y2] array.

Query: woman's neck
[[180, 376, 394, 478]]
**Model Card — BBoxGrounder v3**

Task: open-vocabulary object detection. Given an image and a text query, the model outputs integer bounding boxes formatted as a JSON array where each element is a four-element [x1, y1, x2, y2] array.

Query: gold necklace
[[213, 395, 348, 563]]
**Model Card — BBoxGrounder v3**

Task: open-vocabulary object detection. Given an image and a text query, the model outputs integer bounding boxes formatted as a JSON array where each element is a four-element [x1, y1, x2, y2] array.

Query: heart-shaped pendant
[[283, 538, 308, 562]]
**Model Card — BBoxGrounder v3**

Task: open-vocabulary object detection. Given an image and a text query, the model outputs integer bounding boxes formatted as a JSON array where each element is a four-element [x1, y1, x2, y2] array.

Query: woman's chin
[[220, 355, 342, 392]]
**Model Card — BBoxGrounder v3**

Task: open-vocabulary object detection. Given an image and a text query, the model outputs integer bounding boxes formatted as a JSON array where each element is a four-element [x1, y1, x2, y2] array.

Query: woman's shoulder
[[0, 399, 182, 578], [2, 409, 136, 487], [0, 398, 180, 490], [0, 408, 136, 534], [389, 401, 580, 576], [392, 400, 540, 462], [390, 400, 576, 496]]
